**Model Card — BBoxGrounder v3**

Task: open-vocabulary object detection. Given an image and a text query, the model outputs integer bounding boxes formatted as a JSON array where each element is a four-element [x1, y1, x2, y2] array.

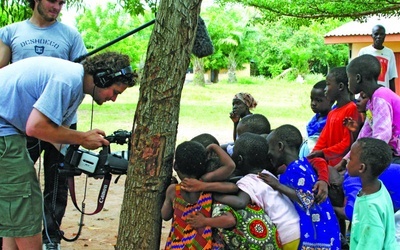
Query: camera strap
[[67, 173, 112, 215]]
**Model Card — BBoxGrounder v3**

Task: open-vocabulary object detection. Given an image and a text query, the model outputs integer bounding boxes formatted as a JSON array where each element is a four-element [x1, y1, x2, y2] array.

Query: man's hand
[[81, 129, 109, 150], [312, 180, 328, 204], [181, 178, 205, 192], [186, 212, 207, 228]]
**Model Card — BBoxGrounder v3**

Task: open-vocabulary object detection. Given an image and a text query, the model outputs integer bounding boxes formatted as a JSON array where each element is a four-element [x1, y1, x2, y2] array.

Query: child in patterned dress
[[161, 140, 235, 249]]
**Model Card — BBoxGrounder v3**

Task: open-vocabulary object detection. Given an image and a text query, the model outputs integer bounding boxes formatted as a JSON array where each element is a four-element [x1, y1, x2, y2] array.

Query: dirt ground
[[44, 174, 170, 250]]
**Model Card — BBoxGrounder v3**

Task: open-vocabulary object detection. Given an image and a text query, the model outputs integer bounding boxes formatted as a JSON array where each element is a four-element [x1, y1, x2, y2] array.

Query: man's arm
[[26, 108, 109, 150], [0, 39, 11, 68]]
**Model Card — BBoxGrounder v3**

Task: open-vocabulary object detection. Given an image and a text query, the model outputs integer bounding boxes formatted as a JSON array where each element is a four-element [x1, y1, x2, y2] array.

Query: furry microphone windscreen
[[192, 17, 214, 58]]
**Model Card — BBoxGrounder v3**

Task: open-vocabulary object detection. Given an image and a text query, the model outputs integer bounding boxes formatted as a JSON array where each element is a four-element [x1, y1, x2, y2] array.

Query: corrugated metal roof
[[325, 16, 400, 37]]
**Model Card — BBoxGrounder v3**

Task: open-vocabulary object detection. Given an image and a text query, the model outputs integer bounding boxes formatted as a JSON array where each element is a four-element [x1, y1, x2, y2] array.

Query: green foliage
[[0, 1, 31, 26], [202, 5, 255, 71], [76, 3, 153, 70], [252, 18, 349, 77], [216, 0, 400, 22]]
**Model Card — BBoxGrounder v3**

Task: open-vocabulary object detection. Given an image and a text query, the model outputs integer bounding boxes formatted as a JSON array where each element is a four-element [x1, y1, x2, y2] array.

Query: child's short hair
[[347, 54, 381, 82], [357, 137, 392, 177], [273, 124, 303, 150], [238, 114, 271, 135], [313, 80, 327, 90], [233, 132, 272, 172], [190, 133, 220, 147], [174, 141, 208, 178], [328, 67, 349, 87], [191, 133, 221, 173]]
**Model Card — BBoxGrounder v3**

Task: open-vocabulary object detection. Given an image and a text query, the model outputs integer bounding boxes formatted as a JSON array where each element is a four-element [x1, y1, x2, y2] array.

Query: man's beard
[[37, 3, 57, 22]]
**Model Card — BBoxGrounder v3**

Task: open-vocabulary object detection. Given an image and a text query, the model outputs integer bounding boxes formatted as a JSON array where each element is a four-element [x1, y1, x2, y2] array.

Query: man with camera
[[0, 51, 136, 250]]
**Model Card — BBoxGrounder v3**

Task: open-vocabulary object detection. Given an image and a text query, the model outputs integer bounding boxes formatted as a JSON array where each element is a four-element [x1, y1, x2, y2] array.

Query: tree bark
[[115, 0, 202, 249], [227, 51, 237, 83], [193, 57, 205, 86]]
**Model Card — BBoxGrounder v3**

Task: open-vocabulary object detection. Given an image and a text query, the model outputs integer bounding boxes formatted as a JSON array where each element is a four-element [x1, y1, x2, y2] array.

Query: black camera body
[[59, 129, 132, 177]]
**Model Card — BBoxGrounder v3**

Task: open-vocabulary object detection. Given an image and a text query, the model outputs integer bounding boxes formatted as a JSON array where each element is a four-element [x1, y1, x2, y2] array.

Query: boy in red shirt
[[307, 67, 361, 204]]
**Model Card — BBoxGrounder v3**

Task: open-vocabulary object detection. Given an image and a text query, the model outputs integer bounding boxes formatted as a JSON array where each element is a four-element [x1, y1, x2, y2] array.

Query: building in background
[[324, 16, 400, 95]]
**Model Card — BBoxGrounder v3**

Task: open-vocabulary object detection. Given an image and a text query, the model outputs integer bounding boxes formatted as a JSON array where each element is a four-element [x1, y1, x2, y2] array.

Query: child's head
[[325, 66, 349, 102], [356, 91, 369, 113], [232, 132, 273, 175], [191, 133, 221, 173], [236, 114, 271, 137], [346, 54, 381, 95], [266, 124, 302, 173], [190, 133, 220, 147], [174, 141, 208, 179], [347, 137, 392, 178], [232, 92, 258, 118], [310, 80, 332, 116]]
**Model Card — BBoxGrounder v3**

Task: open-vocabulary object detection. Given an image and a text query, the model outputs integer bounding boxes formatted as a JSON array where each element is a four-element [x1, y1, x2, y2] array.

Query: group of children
[[161, 54, 400, 250]]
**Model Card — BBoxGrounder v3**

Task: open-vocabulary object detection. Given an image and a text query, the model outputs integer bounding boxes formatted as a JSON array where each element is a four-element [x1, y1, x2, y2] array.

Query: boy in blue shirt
[[299, 80, 333, 158]]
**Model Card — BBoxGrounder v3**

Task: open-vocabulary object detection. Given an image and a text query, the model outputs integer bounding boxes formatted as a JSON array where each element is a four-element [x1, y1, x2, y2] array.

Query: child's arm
[[369, 100, 394, 143], [258, 172, 301, 203], [201, 143, 235, 182], [307, 157, 329, 203], [186, 211, 236, 229], [161, 184, 176, 221], [181, 178, 239, 194], [214, 190, 251, 210]]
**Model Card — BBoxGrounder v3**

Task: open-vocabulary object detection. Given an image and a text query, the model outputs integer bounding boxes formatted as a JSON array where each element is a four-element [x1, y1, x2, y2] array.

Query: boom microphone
[[192, 17, 214, 58], [74, 16, 213, 63]]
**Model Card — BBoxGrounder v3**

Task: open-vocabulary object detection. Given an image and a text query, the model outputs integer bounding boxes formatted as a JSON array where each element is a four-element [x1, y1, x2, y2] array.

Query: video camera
[[59, 129, 132, 178]]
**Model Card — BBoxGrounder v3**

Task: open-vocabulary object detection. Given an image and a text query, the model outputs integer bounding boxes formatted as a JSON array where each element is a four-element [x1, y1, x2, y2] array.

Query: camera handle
[[67, 146, 112, 215]]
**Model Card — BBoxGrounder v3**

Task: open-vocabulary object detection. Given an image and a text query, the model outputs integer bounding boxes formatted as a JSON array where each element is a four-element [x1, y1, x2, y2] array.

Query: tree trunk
[[193, 57, 205, 86], [227, 51, 237, 83], [115, 0, 202, 249]]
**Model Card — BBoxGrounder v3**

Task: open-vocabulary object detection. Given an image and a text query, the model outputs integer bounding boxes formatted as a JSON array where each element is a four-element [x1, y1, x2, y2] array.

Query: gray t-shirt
[[0, 56, 85, 136], [0, 20, 87, 63]]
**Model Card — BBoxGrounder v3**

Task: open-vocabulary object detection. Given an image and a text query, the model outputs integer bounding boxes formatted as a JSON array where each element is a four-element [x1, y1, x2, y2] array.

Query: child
[[307, 67, 360, 205], [183, 132, 300, 250], [161, 141, 234, 249], [260, 124, 340, 249], [225, 113, 271, 157], [336, 54, 400, 171], [299, 80, 333, 158], [346, 137, 397, 248], [229, 92, 258, 141]]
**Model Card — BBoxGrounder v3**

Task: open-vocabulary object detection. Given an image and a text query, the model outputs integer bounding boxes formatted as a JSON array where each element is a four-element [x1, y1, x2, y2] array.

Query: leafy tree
[[252, 18, 349, 77], [76, 3, 153, 71], [201, 5, 256, 82], [216, 0, 400, 21]]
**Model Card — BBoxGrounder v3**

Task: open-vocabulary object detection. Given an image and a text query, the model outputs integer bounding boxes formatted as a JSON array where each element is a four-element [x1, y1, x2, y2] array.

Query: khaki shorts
[[0, 135, 42, 237]]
